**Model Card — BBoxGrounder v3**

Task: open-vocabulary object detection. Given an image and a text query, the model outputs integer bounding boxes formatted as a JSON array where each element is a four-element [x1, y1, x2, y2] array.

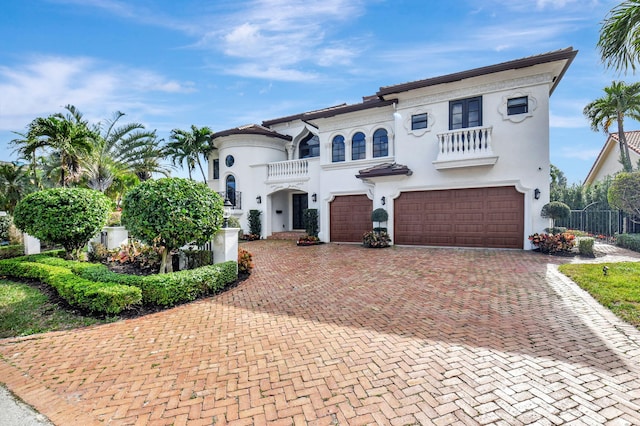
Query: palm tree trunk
[[617, 115, 633, 172], [196, 157, 207, 183]]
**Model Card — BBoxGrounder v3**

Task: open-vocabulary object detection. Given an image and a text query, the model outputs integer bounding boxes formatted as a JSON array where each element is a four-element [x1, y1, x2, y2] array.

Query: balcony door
[[292, 193, 308, 229]]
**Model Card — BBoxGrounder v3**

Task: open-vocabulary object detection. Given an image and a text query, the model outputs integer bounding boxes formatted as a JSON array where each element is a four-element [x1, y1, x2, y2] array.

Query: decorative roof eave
[[376, 47, 578, 98], [212, 124, 292, 141], [355, 163, 413, 179]]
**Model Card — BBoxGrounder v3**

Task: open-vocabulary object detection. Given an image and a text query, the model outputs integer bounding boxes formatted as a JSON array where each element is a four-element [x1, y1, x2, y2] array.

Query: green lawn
[[0, 279, 109, 338], [558, 262, 640, 330]]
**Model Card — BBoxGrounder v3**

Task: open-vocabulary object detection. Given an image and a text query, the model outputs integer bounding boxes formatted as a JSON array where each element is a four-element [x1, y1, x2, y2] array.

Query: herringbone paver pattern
[[1, 241, 640, 425]]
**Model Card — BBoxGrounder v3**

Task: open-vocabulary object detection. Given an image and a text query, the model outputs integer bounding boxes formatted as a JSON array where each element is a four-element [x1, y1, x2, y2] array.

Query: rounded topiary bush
[[13, 187, 111, 259], [121, 178, 224, 273], [371, 208, 389, 223], [541, 201, 570, 228]]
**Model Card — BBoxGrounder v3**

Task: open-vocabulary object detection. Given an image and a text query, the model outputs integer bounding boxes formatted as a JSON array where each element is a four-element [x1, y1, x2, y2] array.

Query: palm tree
[[0, 163, 30, 214], [166, 125, 213, 182], [22, 105, 96, 187], [598, 1, 640, 72], [583, 81, 640, 172], [11, 131, 47, 189], [131, 143, 172, 182]]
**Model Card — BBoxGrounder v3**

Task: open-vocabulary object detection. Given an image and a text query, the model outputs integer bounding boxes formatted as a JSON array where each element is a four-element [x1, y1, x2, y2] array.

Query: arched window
[[352, 132, 366, 160], [373, 128, 388, 158], [225, 175, 236, 206], [299, 133, 320, 159], [332, 135, 345, 162]]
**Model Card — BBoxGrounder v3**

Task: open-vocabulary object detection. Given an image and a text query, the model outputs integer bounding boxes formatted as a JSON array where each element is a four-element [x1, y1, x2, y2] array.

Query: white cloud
[[558, 146, 602, 161]]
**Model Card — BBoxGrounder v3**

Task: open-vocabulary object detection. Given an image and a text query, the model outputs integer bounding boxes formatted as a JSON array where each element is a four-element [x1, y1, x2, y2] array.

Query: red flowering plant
[[529, 232, 576, 254]]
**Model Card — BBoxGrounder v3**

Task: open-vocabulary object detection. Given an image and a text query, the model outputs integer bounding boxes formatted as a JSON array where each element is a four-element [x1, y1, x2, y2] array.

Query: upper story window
[[332, 135, 345, 162], [411, 113, 428, 130], [299, 133, 320, 159], [225, 175, 236, 206], [225, 155, 234, 167], [373, 129, 388, 158], [213, 159, 219, 180], [507, 96, 528, 115], [352, 132, 366, 160], [450, 96, 482, 129]]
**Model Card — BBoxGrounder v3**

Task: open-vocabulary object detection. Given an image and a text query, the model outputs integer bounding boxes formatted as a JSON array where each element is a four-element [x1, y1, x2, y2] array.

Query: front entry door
[[292, 193, 308, 229]]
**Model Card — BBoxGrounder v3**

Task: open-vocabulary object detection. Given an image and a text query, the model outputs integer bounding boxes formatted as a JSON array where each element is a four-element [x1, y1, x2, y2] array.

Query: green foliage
[[371, 208, 389, 223], [578, 237, 595, 257], [13, 187, 111, 260], [541, 201, 571, 221], [363, 230, 391, 248], [616, 233, 640, 252], [121, 178, 224, 273], [545, 227, 567, 234], [0, 257, 142, 314], [551, 166, 614, 210], [181, 248, 213, 270], [528, 232, 576, 254], [0, 214, 12, 241], [0, 244, 24, 260], [303, 208, 319, 237], [248, 209, 261, 236], [608, 171, 640, 219], [559, 262, 640, 329], [238, 248, 253, 275]]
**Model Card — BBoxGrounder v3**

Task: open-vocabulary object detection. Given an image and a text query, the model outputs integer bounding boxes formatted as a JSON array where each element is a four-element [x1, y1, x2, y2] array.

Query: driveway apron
[[1, 241, 640, 425]]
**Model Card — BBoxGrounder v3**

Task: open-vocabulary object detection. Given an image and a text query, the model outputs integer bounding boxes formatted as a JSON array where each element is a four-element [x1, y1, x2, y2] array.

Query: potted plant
[[362, 230, 391, 248]]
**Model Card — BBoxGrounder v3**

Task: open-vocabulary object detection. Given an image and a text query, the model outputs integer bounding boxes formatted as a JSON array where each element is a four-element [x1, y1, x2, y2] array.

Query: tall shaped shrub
[[303, 208, 318, 237], [13, 187, 111, 259], [248, 209, 261, 236]]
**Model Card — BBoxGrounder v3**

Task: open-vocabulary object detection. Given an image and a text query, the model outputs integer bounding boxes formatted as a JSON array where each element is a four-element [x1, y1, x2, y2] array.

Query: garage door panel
[[395, 187, 524, 249], [330, 195, 372, 242]]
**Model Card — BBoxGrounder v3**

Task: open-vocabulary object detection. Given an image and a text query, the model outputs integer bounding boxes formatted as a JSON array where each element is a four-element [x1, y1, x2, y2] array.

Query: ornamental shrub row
[[3, 255, 238, 309], [0, 257, 141, 314], [616, 233, 640, 252], [0, 244, 24, 260]]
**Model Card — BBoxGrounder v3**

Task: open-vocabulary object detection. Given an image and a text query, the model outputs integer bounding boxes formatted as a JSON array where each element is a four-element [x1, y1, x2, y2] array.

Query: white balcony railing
[[433, 126, 498, 170], [267, 158, 309, 181]]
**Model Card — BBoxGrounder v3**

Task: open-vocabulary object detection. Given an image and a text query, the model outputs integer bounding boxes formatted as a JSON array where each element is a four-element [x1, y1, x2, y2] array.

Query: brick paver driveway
[[2, 241, 640, 425]]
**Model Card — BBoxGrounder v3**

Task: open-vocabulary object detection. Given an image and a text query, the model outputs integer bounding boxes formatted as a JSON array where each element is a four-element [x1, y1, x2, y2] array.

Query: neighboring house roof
[[355, 163, 413, 179], [377, 47, 577, 97], [212, 124, 292, 141], [584, 131, 640, 185]]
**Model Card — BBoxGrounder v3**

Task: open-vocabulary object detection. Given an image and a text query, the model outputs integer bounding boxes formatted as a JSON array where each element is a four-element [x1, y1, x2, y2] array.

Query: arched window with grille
[[225, 174, 236, 206], [299, 133, 320, 158], [352, 132, 366, 160], [373, 128, 388, 158], [332, 135, 345, 162]]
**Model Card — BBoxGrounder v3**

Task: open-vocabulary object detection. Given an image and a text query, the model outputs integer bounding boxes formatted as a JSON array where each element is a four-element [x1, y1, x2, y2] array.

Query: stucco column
[[213, 228, 240, 271], [23, 233, 40, 255]]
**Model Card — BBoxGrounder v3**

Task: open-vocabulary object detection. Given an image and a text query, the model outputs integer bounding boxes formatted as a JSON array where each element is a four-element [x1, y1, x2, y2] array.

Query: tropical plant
[[608, 171, 640, 221], [303, 208, 319, 237], [248, 209, 262, 237], [121, 178, 224, 273], [583, 81, 640, 172], [362, 230, 391, 248], [598, 1, 640, 72], [0, 163, 31, 214], [541, 201, 571, 229], [12, 187, 111, 260], [166, 125, 213, 182]]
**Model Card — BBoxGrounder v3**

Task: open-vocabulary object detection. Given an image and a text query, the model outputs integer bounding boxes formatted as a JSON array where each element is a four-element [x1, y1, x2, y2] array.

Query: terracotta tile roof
[[610, 131, 640, 154], [355, 163, 413, 179], [213, 124, 292, 141], [584, 130, 640, 185]]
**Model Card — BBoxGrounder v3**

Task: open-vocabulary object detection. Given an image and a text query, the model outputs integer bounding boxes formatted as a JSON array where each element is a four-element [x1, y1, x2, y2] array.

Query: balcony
[[432, 126, 498, 170], [267, 158, 310, 182], [217, 191, 242, 210]]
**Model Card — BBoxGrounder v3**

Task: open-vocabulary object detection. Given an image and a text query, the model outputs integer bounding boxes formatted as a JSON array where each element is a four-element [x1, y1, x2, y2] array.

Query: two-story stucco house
[[208, 47, 577, 249]]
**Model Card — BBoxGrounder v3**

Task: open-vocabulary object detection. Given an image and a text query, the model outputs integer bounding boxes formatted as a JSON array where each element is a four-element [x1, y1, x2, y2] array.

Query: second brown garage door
[[330, 194, 372, 242], [394, 186, 524, 248]]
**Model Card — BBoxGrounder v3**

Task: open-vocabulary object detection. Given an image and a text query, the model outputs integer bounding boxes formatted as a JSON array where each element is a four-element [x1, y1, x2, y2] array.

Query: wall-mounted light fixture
[[256, 195, 262, 204], [312, 193, 317, 203], [534, 188, 541, 200], [381, 196, 386, 205]]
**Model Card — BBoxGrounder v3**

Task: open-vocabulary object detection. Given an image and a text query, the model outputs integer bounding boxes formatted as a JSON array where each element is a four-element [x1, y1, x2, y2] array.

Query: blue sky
[[0, 0, 634, 184]]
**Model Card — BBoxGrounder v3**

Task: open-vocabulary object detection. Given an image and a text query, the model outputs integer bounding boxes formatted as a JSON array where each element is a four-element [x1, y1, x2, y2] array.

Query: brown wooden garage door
[[330, 195, 373, 242], [394, 187, 524, 248]]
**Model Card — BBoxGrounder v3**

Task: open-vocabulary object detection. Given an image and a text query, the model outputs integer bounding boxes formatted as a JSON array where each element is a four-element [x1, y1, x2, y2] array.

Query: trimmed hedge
[[0, 258, 141, 314], [6, 255, 238, 308], [0, 244, 24, 260], [616, 233, 640, 252]]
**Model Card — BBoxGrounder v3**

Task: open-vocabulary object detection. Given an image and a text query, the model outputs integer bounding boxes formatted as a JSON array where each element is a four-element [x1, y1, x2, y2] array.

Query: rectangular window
[[213, 159, 219, 180], [449, 96, 482, 130], [507, 96, 528, 115], [411, 113, 428, 130]]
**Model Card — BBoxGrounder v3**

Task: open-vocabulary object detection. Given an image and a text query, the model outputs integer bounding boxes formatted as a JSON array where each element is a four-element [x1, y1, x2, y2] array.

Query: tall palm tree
[[11, 131, 47, 189], [131, 143, 172, 182], [0, 163, 30, 214], [22, 105, 95, 187], [583, 81, 640, 172], [598, 1, 640, 72], [166, 125, 213, 182]]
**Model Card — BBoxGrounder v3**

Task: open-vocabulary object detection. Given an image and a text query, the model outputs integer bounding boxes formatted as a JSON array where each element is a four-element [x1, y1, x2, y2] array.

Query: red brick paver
[[1, 241, 640, 425]]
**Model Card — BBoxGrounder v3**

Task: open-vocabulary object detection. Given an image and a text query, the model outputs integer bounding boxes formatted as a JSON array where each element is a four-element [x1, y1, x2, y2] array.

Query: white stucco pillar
[[104, 226, 128, 250], [23, 233, 40, 255], [213, 227, 240, 269]]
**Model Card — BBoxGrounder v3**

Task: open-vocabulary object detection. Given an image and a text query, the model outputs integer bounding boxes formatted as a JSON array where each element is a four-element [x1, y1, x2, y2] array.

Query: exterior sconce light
[[256, 195, 262, 204], [312, 193, 317, 203], [223, 198, 233, 228], [381, 196, 386, 205], [534, 188, 540, 200]]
